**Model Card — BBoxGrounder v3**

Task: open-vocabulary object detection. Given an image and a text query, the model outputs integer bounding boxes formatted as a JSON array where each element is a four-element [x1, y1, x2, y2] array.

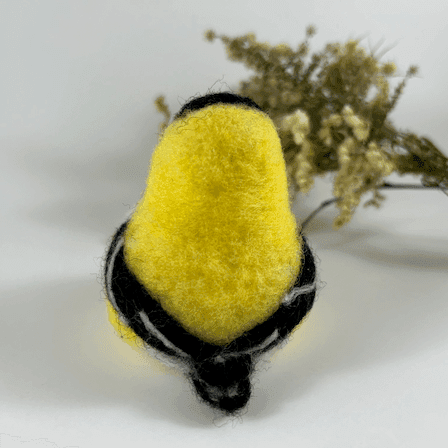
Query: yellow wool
[[124, 103, 302, 345], [106, 299, 142, 349]]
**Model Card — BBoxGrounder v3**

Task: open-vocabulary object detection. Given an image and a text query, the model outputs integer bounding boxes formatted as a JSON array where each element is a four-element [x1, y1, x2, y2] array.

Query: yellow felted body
[[124, 103, 302, 345]]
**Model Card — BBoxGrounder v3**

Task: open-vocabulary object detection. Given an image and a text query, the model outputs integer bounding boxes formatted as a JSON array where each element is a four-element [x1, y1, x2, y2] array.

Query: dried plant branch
[[155, 25, 448, 229], [301, 182, 447, 231]]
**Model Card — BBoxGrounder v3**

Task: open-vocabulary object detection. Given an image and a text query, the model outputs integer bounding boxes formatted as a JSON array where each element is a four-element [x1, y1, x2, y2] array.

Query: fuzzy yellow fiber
[[106, 299, 142, 349], [124, 103, 302, 345]]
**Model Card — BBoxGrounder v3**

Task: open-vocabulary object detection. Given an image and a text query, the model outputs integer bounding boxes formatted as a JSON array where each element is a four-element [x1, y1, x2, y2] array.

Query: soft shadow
[[2, 260, 446, 423], [0, 277, 216, 428], [246, 213, 448, 417]]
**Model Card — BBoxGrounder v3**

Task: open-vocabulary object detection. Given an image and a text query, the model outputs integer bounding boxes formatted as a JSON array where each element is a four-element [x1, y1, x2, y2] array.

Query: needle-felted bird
[[104, 92, 317, 415]]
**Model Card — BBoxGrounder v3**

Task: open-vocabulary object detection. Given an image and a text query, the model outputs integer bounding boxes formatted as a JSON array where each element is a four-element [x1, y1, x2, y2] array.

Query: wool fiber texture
[[104, 92, 317, 414], [125, 98, 301, 345]]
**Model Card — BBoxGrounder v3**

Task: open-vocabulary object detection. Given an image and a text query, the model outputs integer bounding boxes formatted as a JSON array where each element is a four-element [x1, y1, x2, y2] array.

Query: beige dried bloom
[[293, 139, 315, 193], [365, 141, 395, 177], [204, 29, 216, 42], [318, 113, 344, 146], [341, 105, 371, 142], [381, 62, 397, 76], [281, 109, 311, 145], [331, 138, 396, 228]]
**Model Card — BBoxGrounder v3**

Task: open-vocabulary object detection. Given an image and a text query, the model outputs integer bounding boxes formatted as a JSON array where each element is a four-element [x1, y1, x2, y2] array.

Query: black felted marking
[[192, 376, 252, 414], [194, 354, 253, 387], [191, 355, 253, 414], [174, 92, 263, 121]]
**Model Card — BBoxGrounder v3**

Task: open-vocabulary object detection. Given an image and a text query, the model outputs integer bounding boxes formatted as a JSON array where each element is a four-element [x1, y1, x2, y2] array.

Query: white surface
[[1, 1, 448, 447]]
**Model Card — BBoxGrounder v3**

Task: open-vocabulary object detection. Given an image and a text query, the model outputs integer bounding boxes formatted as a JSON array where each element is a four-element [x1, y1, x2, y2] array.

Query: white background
[[1, 1, 447, 447]]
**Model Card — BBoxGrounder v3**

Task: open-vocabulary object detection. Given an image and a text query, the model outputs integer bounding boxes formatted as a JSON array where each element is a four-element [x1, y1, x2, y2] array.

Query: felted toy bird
[[104, 92, 317, 415]]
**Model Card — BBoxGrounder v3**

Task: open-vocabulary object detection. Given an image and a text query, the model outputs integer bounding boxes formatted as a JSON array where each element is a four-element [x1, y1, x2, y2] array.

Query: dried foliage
[[155, 26, 448, 229]]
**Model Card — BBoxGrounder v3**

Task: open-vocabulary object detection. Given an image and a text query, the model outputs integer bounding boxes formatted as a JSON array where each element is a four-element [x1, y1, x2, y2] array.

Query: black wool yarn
[[191, 354, 254, 413], [103, 92, 318, 415]]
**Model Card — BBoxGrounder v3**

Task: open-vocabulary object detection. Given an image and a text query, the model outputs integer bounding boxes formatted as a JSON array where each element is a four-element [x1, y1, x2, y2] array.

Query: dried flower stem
[[301, 183, 447, 231]]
